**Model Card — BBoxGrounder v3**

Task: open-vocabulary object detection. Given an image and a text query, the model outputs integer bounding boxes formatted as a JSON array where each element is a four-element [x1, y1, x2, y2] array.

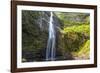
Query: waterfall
[[46, 12, 56, 61]]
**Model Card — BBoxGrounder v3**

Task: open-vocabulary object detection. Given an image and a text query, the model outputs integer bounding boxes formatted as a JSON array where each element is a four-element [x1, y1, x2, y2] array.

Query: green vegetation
[[22, 11, 49, 62], [22, 11, 90, 62], [78, 40, 90, 58], [55, 12, 90, 27], [56, 12, 90, 60], [63, 25, 90, 36], [72, 40, 90, 59]]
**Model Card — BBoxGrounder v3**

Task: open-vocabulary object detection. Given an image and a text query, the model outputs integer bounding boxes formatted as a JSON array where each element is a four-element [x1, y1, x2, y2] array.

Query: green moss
[[61, 25, 90, 51], [57, 24, 90, 59], [78, 40, 90, 58], [63, 25, 90, 36]]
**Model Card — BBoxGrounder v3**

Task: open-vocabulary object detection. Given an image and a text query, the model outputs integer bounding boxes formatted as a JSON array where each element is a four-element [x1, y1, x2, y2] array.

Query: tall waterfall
[[46, 12, 56, 61]]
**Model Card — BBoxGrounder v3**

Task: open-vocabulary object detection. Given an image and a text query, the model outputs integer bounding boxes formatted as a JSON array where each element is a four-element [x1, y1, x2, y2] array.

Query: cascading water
[[46, 12, 56, 61]]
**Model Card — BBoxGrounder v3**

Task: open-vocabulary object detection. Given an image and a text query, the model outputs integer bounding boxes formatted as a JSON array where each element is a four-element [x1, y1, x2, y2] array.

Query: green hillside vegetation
[[72, 40, 90, 59], [56, 12, 90, 59], [78, 40, 90, 58], [55, 12, 90, 27], [63, 25, 90, 36], [22, 11, 90, 62]]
